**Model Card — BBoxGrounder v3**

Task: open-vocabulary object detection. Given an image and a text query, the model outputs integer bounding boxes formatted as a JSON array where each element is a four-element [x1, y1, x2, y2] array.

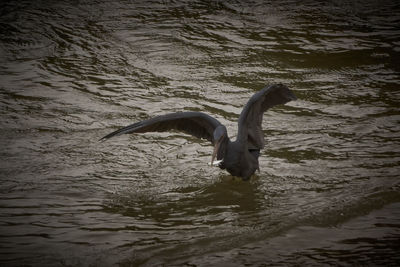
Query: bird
[[101, 84, 296, 180]]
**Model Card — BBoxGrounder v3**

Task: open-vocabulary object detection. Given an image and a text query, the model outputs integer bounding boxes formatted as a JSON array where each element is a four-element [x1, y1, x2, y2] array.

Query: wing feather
[[237, 84, 296, 149], [100, 111, 222, 145]]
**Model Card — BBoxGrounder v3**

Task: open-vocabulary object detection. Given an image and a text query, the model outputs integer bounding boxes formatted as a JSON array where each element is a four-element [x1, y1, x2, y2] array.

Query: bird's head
[[211, 125, 228, 166]]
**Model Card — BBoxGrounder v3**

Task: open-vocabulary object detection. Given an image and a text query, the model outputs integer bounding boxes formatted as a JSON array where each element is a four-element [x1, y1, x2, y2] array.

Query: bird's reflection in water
[[104, 174, 266, 228], [104, 174, 272, 266]]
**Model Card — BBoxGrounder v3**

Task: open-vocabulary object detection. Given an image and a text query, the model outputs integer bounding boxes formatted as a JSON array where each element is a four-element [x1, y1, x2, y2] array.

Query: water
[[1, 0, 399, 266]]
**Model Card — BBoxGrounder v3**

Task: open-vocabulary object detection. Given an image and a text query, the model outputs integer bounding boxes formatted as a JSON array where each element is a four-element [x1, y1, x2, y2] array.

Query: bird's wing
[[237, 84, 296, 149], [100, 111, 222, 144]]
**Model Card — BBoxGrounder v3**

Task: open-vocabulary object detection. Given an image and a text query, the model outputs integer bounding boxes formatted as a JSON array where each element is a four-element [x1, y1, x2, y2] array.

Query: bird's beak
[[211, 138, 222, 166]]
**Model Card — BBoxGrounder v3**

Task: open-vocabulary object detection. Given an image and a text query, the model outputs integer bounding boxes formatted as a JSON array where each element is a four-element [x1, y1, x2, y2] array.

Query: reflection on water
[[1, 0, 400, 265], [183, 202, 400, 266]]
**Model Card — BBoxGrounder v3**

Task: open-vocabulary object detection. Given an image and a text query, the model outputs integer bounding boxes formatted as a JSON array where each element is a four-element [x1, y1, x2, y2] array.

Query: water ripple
[[1, 0, 400, 265]]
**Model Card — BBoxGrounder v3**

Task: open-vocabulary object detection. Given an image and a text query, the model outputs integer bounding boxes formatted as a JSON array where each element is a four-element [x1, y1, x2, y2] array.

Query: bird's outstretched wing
[[100, 111, 222, 144], [237, 84, 296, 149]]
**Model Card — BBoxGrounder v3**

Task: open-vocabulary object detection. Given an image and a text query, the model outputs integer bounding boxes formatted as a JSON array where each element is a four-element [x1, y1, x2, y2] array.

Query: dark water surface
[[1, 0, 400, 266]]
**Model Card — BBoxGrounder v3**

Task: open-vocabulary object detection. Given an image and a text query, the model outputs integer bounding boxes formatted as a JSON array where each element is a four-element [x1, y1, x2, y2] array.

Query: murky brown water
[[1, 0, 400, 266]]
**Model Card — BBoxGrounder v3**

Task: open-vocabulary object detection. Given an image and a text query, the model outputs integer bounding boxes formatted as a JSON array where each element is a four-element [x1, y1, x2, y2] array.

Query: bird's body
[[101, 84, 296, 180], [217, 139, 259, 179]]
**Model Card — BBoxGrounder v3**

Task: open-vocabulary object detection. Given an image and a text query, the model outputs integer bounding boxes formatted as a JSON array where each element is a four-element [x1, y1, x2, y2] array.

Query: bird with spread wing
[[101, 84, 296, 180]]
